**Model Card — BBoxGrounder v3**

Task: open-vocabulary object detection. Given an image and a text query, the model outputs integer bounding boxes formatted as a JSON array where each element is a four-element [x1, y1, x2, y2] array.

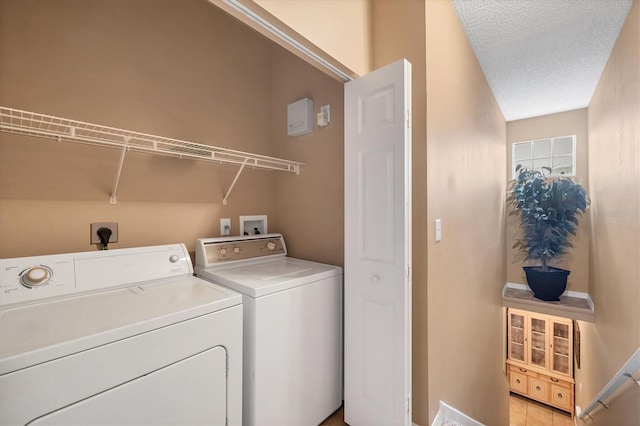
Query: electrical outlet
[[91, 222, 118, 244], [220, 218, 231, 236]]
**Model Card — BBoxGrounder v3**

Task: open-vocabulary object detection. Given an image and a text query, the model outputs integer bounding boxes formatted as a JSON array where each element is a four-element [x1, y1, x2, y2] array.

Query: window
[[512, 135, 576, 179]]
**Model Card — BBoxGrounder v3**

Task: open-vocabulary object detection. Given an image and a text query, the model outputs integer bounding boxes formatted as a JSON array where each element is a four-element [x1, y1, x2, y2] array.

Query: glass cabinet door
[[509, 311, 526, 363], [529, 316, 547, 369], [551, 320, 572, 376]]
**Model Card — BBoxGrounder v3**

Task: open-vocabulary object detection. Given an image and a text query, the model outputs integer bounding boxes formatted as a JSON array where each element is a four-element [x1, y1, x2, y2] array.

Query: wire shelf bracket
[[223, 158, 248, 206], [0, 107, 304, 204], [110, 138, 130, 205]]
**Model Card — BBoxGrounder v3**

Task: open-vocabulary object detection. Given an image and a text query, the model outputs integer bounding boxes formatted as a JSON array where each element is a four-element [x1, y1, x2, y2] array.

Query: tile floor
[[509, 393, 574, 426], [320, 394, 575, 425]]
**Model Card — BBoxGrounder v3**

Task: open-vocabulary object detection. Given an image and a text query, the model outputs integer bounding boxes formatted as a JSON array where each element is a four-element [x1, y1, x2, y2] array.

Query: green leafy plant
[[508, 165, 589, 272]]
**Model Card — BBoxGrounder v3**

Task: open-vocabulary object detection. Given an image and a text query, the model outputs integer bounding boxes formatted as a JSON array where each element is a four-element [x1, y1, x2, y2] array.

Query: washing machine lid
[[196, 257, 341, 298], [0, 276, 240, 375]]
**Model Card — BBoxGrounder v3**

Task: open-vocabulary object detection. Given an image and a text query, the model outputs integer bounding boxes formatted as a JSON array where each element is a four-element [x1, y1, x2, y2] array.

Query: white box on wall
[[240, 215, 268, 236], [287, 98, 314, 136]]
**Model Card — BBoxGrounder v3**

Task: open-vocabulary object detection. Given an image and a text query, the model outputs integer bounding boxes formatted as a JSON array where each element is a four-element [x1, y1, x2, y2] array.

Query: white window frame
[[511, 135, 576, 179]]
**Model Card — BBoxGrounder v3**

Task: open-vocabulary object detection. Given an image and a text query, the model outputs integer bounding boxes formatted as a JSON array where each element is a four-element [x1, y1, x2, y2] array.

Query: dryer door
[[32, 346, 227, 425]]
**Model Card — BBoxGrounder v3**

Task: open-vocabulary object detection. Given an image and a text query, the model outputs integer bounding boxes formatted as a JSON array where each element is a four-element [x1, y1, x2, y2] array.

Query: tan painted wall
[[255, 0, 372, 77], [425, 1, 509, 424], [269, 45, 345, 267], [575, 0, 640, 423], [0, 0, 272, 256], [506, 110, 590, 293], [0, 0, 343, 265], [370, 0, 428, 423]]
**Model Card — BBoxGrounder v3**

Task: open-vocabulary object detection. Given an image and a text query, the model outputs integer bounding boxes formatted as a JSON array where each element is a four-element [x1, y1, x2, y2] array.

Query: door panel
[[508, 310, 527, 363], [363, 299, 393, 406], [358, 85, 395, 131], [345, 59, 412, 426], [551, 385, 571, 409], [510, 371, 528, 394], [529, 377, 549, 402], [32, 346, 227, 425], [360, 148, 395, 262], [550, 320, 572, 376], [529, 316, 548, 369]]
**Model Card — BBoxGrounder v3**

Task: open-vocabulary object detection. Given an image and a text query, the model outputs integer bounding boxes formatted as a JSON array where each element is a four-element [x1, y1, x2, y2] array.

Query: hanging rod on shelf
[[0, 107, 304, 204]]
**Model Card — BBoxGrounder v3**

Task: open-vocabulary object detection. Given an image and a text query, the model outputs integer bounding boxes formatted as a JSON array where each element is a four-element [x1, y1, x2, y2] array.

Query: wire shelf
[[0, 107, 303, 173], [0, 106, 305, 204]]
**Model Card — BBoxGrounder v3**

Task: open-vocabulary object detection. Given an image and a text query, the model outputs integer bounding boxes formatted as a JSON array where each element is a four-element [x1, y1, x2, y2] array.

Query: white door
[[344, 59, 412, 426]]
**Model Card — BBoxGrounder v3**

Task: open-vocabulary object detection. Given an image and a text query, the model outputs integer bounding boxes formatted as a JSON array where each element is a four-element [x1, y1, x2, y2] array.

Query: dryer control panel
[[0, 244, 192, 308], [196, 234, 286, 267], [0, 254, 77, 307]]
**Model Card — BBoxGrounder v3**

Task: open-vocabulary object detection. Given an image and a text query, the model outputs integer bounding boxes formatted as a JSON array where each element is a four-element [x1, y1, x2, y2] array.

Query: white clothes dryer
[[195, 234, 342, 426], [0, 244, 242, 426]]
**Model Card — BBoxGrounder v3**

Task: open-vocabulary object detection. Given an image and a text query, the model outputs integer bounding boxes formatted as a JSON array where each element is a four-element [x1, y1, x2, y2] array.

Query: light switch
[[435, 219, 442, 242]]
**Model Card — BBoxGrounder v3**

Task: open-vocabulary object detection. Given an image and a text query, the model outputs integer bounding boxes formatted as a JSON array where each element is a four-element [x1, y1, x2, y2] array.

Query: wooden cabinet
[[551, 321, 572, 376], [551, 383, 573, 411], [510, 370, 528, 393], [507, 308, 574, 416]]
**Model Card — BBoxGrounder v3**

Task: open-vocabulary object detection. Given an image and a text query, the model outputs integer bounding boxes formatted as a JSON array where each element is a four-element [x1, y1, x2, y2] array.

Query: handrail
[[0, 107, 304, 204], [578, 347, 640, 422]]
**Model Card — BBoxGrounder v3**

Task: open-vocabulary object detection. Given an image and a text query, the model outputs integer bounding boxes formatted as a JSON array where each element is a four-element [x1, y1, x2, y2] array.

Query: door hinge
[[406, 264, 411, 278], [405, 109, 412, 129], [407, 394, 411, 412]]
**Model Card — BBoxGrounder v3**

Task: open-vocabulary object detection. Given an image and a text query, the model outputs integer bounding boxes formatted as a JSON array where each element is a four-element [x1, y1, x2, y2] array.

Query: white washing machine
[[195, 234, 342, 426], [0, 244, 242, 426]]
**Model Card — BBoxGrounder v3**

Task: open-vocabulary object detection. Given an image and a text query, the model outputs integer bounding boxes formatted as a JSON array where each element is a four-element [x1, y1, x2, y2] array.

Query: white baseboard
[[574, 406, 582, 426], [430, 401, 485, 426], [430, 409, 443, 426]]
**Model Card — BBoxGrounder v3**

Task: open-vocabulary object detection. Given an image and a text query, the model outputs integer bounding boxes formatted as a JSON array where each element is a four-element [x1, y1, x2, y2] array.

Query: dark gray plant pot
[[523, 266, 570, 302]]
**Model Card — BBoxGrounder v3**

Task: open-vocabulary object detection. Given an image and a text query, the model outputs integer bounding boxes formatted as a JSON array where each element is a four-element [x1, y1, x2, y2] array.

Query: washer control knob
[[21, 266, 52, 288], [233, 247, 241, 254], [219, 248, 227, 256], [266, 241, 277, 251], [169, 255, 179, 263]]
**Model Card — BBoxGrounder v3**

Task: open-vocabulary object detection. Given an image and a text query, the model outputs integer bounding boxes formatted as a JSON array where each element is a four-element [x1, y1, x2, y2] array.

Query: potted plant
[[508, 165, 589, 301]]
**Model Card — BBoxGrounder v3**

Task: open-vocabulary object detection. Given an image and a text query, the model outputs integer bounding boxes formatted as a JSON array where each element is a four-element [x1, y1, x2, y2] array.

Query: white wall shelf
[[502, 282, 594, 322], [0, 107, 304, 204]]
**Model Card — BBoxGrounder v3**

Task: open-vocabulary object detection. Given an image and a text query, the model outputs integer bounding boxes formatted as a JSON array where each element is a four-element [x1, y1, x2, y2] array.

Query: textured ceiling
[[452, 0, 633, 121]]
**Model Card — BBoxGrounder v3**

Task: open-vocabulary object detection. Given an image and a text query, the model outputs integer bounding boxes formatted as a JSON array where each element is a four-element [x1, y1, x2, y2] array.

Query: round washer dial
[[21, 265, 53, 288]]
